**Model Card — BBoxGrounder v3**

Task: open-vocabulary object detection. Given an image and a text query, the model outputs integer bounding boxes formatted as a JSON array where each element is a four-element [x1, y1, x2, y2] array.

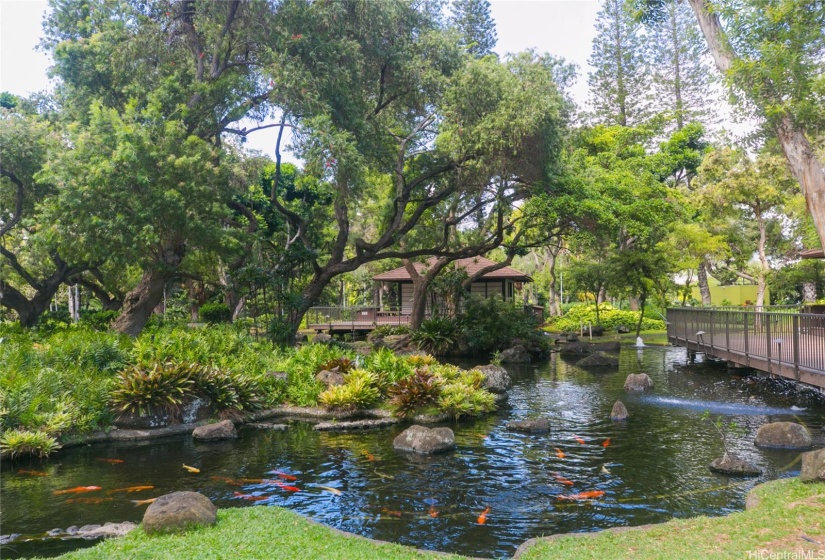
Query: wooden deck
[[305, 307, 418, 334], [667, 307, 825, 390]]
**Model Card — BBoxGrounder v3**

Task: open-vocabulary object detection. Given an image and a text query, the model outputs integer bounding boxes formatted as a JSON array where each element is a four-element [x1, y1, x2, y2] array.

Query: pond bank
[[52, 478, 824, 559]]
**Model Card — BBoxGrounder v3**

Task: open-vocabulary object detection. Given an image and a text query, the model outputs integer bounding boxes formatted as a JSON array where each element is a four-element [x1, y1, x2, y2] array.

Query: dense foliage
[[545, 303, 665, 333]]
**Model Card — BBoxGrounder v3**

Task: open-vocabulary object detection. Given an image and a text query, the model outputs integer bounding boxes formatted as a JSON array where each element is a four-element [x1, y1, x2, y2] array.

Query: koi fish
[[554, 473, 574, 486], [18, 469, 48, 477], [53, 486, 102, 496], [554, 448, 565, 459], [267, 470, 298, 481], [574, 436, 586, 445], [317, 486, 342, 496], [66, 497, 113, 504], [131, 498, 157, 506], [275, 482, 301, 492], [233, 491, 269, 502], [428, 505, 438, 518], [210, 476, 244, 487], [106, 485, 154, 494], [239, 478, 266, 484], [380, 507, 402, 518], [600, 465, 611, 475], [602, 438, 611, 448], [558, 490, 605, 501], [182, 464, 200, 473], [374, 470, 394, 480], [96, 458, 124, 464], [477, 506, 491, 525]]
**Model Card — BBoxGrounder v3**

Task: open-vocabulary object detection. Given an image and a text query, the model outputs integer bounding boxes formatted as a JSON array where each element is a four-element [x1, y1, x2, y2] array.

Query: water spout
[[635, 337, 646, 347]]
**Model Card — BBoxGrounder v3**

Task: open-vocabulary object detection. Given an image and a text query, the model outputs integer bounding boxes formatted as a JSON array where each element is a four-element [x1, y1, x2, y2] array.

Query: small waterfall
[[634, 336, 646, 347]]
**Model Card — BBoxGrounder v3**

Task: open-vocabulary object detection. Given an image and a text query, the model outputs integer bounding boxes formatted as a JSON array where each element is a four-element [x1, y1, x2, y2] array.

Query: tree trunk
[[112, 245, 185, 336], [697, 260, 712, 305], [0, 283, 57, 328], [755, 206, 768, 309], [635, 293, 647, 337], [547, 249, 562, 316], [686, 0, 825, 252], [802, 281, 816, 304]]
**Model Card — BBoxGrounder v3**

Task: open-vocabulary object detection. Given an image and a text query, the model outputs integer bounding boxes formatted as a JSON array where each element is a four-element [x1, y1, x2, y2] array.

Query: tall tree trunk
[[546, 248, 562, 316], [686, 0, 825, 252], [112, 245, 185, 336], [635, 293, 647, 337], [802, 281, 816, 304], [755, 206, 768, 309], [403, 258, 452, 330], [697, 260, 712, 305]]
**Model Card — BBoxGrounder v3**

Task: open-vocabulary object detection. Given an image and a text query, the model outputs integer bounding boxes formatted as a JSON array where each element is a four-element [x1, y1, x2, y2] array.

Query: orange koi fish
[[66, 497, 113, 504], [106, 485, 154, 495], [602, 438, 611, 448], [275, 481, 301, 492], [558, 490, 605, 501], [18, 469, 48, 477], [554, 473, 574, 486], [574, 436, 586, 445], [131, 498, 157, 506], [210, 476, 244, 487], [233, 491, 269, 502], [380, 507, 402, 518], [428, 505, 438, 518], [267, 470, 298, 481], [554, 447, 565, 459], [182, 464, 200, 473], [96, 458, 124, 464], [53, 486, 102, 496], [363, 452, 378, 462], [239, 478, 266, 484], [477, 506, 491, 525]]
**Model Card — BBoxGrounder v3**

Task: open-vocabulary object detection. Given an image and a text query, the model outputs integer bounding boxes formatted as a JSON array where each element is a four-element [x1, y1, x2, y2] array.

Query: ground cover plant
[[0, 323, 498, 458], [545, 303, 665, 333]]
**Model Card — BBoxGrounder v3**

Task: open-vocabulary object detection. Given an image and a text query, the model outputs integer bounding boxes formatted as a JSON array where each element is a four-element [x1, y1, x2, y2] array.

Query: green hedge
[[545, 303, 665, 332]]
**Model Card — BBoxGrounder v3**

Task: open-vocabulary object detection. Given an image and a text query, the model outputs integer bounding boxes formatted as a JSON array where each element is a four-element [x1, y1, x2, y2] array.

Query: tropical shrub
[[0, 429, 61, 459], [459, 296, 542, 354], [371, 325, 411, 337], [318, 357, 356, 374], [276, 343, 353, 406], [199, 302, 232, 324], [388, 369, 442, 418], [435, 368, 495, 419], [405, 353, 438, 368], [362, 347, 414, 393], [318, 369, 381, 410], [545, 303, 665, 332], [110, 362, 196, 419], [411, 316, 458, 355], [80, 310, 119, 330]]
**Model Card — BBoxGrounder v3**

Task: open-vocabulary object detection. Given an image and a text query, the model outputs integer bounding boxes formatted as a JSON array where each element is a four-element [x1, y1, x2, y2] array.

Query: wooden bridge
[[667, 307, 825, 390]]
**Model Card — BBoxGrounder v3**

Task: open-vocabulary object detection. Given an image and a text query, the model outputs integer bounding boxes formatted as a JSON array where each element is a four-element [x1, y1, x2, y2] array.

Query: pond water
[[2, 344, 824, 559]]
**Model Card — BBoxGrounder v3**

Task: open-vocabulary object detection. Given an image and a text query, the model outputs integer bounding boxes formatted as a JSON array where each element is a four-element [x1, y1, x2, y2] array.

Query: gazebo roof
[[372, 257, 532, 282], [800, 248, 825, 259]]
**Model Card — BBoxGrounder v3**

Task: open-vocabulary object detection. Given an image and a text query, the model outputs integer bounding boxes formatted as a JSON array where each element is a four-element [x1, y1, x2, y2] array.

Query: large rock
[[313, 333, 332, 343], [142, 492, 217, 534], [114, 409, 172, 430], [393, 425, 455, 454], [476, 364, 512, 394], [499, 345, 531, 363], [610, 401, 629, 421], [383, 334, 412, 350], [576, 352, 619, 368], [505, 418, 550, 434], [192, 419, 237, 441], [624, 373, 654, 392], [592, 341, 621, 352], [315, 369, 345, 388], [559, 342, 592, 357], [708, 455, 762, 477], [799, 448, 825, 482], [754, 422, 812, 449], [77, 522, 138, 539]]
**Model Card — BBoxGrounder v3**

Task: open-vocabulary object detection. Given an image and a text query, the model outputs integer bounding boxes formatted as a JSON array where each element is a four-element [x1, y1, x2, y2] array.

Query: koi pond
[[3, 344, 825, 559]]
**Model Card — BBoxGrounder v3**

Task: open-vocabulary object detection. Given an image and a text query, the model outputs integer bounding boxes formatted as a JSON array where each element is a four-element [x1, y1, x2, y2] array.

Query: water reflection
[[2, 344, 823, 559]]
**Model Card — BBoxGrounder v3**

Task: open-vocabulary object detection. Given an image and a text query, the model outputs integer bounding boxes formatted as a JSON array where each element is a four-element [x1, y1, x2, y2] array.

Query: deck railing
[[305, 306, 432, 330], [666, 306, 825, 386]]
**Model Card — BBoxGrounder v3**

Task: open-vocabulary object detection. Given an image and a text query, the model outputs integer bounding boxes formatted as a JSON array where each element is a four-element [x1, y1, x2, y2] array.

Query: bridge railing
[[666, 307, 825, 380]]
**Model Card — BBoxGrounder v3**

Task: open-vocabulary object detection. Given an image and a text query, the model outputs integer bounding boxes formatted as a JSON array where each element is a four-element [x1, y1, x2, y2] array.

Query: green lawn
[[54, 479, 824, 560]]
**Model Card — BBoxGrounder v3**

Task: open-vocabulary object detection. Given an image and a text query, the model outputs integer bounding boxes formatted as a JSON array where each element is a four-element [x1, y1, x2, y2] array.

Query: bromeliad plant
[[110, 361, 196, 420], [0, 428, 61, 459], [318, 369, 381, 410], [388, 369, 442, 418]]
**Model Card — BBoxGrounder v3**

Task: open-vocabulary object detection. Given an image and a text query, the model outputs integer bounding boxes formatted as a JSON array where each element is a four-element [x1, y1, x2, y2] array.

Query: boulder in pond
[[754, 422, 812, 449], [499, 345, 530, 363], [192, 419, 237, 441], [313, 333, 332, 343], [476, 364, 511, 394], [800, 448, 825, 482], [610, 401, 629, 421], [77, 522, 138, 539], [592, 341, 621, 352], [113, 408, 173, 430], [559, 342, 592, 357], [315, 369, 345, 388], [708, 455, 762, 477], [383, 334, 412, 350], [142, 491, 217, 534], [393, 425, 455, 454], [505, 418, 550, 434], [624, 373, 654, 392], [576, 352, 619, 368]]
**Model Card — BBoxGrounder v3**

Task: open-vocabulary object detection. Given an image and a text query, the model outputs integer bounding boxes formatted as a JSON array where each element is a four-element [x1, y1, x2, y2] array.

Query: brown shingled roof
[[372, 257, 532, 282]]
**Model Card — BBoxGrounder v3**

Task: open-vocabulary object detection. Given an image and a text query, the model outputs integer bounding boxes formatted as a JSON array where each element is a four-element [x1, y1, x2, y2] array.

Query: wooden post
[[744, 312, 749, 367], [792, 314, 800, 381], [765, 315, 772, 377]]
